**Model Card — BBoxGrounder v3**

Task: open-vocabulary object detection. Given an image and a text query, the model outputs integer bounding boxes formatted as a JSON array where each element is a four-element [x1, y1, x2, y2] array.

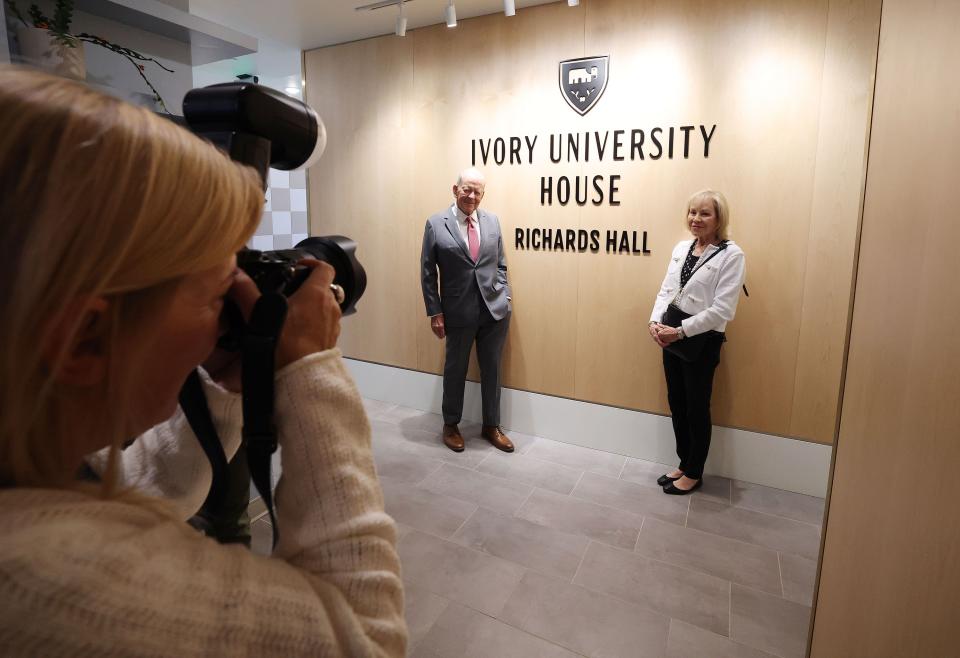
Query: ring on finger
[[329, 283, 345, 304]]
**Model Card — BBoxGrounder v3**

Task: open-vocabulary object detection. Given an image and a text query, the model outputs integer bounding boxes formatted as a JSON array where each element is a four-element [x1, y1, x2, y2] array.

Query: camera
[[174, 82, 367, 546], [179, 82, 366, 313], [237, 236, 366, 315]]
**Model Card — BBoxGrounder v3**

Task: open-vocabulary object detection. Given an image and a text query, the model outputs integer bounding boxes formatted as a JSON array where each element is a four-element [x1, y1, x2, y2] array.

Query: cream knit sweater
[[0, 349, 407, 657]]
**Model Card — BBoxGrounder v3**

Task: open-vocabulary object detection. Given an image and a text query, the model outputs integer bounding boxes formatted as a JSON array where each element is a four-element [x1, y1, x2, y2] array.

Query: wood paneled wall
[[810, 0, 960, 654], [304, 0, 879, 443]]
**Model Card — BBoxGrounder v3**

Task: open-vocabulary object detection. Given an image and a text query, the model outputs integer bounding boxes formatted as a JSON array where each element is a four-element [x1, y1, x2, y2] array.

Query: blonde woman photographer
[[0, 67, 406, 656]]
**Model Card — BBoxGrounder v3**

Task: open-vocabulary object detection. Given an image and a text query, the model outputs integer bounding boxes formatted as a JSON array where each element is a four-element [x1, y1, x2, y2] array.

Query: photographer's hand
[[203, 269, 260, 392], [430, 314, 446, 339], [276, 258, 342, 368]]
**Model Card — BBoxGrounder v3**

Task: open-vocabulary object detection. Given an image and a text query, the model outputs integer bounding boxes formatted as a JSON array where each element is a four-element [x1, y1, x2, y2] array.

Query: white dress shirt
[[452, 204, 481, 245]]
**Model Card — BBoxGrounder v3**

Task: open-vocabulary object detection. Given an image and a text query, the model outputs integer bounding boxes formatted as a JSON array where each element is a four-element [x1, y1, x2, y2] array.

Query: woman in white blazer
[[648, 190, 746, 495]]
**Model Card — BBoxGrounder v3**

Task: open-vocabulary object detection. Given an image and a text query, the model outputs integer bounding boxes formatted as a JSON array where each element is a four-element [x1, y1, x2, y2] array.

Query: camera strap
[[179, 369, 229, 513], [241, 292, 288, 550]]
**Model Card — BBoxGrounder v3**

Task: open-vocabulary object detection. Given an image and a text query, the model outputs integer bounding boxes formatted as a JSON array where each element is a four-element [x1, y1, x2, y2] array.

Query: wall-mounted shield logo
[[559, 56, 609, 116]]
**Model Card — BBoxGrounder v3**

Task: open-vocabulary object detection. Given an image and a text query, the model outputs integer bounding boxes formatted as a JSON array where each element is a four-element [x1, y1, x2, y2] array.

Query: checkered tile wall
[[250, 168, 309, 251]]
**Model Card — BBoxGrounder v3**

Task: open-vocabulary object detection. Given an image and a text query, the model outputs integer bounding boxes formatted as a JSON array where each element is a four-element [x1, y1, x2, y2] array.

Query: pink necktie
[[467, 217, 480, 262]]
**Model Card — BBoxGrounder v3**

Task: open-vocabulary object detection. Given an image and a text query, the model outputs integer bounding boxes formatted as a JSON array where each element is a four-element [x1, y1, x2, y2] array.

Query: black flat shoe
[[657, 473, 682, 487], [663, 479, 703, 495]]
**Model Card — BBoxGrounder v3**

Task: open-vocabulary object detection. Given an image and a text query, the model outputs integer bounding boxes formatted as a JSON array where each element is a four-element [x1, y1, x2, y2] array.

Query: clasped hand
[[648, 322, 681, 348], [203, 258, 343, 392]]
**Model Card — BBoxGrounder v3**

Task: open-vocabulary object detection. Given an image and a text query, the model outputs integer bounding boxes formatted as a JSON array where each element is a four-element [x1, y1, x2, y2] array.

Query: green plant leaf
[[53, 0, 74, 33]]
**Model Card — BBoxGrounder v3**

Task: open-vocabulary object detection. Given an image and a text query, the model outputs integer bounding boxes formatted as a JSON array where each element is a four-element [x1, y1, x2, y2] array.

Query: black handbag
[[660, 242, 728, 363]]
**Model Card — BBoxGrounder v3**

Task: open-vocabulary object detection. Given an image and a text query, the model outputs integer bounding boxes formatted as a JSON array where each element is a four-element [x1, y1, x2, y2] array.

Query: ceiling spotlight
[[396, 0, 407, 36], [355, 0, 415, 9], [568, 0, 579, 5], [445, 0, 457, 27], [504, 0, 515, 16]]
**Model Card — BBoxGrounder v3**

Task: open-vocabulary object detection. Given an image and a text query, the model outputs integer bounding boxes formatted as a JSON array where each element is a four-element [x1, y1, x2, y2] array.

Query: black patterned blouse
[[680, 241, 700, 287]]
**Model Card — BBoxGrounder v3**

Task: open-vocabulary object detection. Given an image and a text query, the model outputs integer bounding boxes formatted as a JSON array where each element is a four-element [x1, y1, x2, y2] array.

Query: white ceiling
[[189, 0, 561, 51]]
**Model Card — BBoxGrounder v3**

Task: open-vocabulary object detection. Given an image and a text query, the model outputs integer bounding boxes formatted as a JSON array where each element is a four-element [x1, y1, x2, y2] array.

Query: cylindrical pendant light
[[445, 1, 457, 27], [504, 0, 516, 16], [395, 0, 407, 36], [568, 0, 579, 6]]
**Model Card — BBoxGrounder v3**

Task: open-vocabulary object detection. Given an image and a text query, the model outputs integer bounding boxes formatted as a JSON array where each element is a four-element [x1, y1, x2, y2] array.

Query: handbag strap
[[672, 240, 729, 305]]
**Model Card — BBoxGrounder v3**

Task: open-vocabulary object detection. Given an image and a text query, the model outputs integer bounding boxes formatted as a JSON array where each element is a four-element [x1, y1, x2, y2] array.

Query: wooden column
[[810, 0, 960, 654]]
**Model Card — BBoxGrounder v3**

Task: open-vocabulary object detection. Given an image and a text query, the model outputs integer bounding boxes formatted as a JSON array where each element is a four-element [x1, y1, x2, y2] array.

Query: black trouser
[[662, 333, 725, 480], [187, 446, 252, 547]]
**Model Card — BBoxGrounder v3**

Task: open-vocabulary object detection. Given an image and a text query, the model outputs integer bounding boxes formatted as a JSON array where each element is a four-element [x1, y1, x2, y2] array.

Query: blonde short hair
[[0, 67, 263, 490], [686, 189, 731, 241]]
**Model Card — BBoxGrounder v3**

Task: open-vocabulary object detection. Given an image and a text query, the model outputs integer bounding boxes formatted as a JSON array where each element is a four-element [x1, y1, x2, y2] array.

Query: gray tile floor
[[250, 398, 825, 658]]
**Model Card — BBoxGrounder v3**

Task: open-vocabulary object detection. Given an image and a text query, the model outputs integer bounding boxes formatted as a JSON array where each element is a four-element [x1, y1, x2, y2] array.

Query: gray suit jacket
[[421, 207, 511, 327]]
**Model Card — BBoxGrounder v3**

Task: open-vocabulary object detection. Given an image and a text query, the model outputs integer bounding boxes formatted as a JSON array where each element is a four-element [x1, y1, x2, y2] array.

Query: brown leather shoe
[[481, 425, 514, 452], [442, 424, 465, 452]]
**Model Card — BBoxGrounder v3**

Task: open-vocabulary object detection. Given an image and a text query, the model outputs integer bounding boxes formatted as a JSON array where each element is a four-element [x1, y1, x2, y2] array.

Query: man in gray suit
[[421, 168, 514, 453]]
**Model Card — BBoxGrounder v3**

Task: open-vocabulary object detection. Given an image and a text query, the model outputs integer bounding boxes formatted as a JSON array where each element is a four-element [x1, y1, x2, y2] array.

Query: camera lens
[[235, 236, 367, 316], [291, 236, 367, 315]]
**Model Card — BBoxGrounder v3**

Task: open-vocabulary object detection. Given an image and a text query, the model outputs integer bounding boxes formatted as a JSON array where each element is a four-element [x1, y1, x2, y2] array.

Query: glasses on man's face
[[458, 186, 483, 198]]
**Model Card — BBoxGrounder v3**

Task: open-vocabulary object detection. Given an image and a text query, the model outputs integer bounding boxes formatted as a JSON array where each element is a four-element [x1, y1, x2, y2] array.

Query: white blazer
[[650, 239, 746, 337]]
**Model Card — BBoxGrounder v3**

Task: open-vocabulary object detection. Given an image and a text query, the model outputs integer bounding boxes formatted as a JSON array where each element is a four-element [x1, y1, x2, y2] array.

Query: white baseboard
[[345, 358, 833, 498]]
